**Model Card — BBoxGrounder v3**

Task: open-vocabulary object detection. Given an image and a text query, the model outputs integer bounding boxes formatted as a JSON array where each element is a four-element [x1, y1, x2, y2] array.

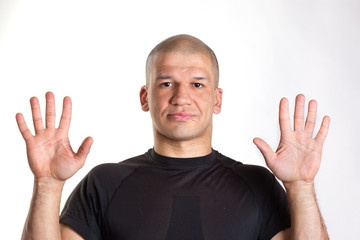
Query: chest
[[101, 167, 262, 240]]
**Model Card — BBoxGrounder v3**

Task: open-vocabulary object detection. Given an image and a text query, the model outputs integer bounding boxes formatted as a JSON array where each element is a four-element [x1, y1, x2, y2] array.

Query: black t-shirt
[[60, 149, 290, 240]]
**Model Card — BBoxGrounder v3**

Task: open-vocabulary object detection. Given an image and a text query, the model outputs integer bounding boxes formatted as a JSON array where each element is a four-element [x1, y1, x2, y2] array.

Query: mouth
[[168, 112, 194, 121]]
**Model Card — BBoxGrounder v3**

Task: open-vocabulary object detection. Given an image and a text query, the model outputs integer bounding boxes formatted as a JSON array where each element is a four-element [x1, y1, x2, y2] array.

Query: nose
[[170, 84, 192, 106]]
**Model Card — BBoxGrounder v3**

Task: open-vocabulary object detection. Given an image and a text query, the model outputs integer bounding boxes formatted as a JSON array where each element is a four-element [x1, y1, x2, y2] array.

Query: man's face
[[140, 51, 222, 142]]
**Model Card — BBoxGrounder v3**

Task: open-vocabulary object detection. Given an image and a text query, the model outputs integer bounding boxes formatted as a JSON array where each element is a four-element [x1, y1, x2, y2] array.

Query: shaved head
[[146, 34, 219, 87]]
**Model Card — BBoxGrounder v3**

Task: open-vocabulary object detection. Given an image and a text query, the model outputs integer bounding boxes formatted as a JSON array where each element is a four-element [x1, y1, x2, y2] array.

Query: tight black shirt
[[60, 149, 290, 240]]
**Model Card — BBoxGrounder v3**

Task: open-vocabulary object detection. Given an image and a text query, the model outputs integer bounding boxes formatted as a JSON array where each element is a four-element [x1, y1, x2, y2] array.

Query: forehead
[[152, 51, 214, 75]]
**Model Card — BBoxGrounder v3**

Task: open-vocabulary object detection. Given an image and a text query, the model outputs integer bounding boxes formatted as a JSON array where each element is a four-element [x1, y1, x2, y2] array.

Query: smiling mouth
[[168, 112, 194, 121]]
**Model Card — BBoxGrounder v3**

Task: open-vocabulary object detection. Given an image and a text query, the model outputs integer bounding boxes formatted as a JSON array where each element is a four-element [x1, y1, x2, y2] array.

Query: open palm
[[254, 94, 330, 184], [16, 92, 93, 181]]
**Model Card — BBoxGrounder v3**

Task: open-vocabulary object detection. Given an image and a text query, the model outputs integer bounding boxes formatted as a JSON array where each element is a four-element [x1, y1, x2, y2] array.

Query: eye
[[161, 82, 172, 87], [193, 83, 204, 88]]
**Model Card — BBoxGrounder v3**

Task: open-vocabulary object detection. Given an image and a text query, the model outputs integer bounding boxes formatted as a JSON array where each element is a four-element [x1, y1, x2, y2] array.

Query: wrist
[[284, 181, 317, 210], [284, 180, 315, 194], [34, 177, 65, 195]]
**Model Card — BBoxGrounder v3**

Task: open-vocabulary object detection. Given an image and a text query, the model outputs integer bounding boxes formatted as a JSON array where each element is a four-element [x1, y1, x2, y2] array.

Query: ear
[[213, 88, 223, 114], [140, 86, 149, 112]]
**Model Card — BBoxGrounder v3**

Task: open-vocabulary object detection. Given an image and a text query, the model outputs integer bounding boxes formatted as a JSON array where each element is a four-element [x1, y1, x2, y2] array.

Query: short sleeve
[[60, 163, 136, 240], [258, 174, 291, 240], [222, 161, 291, 240], [60, 167, 105, 240]]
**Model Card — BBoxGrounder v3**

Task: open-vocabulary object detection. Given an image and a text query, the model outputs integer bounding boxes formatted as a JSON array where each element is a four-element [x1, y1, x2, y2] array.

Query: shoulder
[[216, 150, 273, 177], [215, 151, 277, 193], [80, 150, 153, 193]]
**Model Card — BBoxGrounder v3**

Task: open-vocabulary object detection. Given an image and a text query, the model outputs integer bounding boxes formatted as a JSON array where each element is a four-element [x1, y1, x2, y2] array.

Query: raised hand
[[16, 92, 93, 182], [253, 94, 330, 184]]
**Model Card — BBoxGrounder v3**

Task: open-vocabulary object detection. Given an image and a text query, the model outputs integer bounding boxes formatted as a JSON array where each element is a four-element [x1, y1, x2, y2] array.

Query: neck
[[153, 131, 212, 158]]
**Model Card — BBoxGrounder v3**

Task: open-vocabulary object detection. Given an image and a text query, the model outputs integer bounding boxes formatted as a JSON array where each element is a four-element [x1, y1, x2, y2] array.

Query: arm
[[17, 92, 92, 240], [253, 94, 330, 240]]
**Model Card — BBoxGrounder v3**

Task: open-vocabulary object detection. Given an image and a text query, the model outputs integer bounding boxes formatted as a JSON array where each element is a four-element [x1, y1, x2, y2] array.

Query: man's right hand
[[16, 92, 93, 182]]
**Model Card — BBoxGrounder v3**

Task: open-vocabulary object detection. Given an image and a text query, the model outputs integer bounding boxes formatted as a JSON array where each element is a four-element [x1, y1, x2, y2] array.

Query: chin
[[163, 130, 195, 141], [167, 134, 198, 142], [159, 127, 209, 142]]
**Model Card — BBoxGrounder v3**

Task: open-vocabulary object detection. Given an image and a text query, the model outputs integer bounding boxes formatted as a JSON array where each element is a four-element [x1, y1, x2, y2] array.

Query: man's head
[[146, 34, 219, 88], [140, 34, 222, 146]]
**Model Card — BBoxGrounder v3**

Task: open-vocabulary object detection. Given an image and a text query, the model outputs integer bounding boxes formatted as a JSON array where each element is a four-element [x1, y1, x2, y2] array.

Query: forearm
[[284, 181, 329, 240], [21, 178, 65, 240]]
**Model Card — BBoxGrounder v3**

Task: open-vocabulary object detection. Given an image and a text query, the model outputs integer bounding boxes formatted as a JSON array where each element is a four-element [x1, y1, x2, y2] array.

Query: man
[[17, 34, 330, 239]]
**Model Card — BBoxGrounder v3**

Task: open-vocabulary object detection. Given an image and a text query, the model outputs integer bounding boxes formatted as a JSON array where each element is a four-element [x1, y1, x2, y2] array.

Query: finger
[[45, 92, 56, 129], [30, 97, 44, 133], [279, 97, 291, 133], [294, 94, 305, 131], [315, 116, 330, 144], [76, 137, 93, 162], [253, 138, 276, 168], [59, 96, 72, 132], [304, 100, 317, 135], [16, 113, 33, 141]]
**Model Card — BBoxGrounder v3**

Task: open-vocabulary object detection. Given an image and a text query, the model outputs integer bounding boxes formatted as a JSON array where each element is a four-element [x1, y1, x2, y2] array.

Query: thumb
[[253, 137, 275, 168], [76, 137, 93, 162]]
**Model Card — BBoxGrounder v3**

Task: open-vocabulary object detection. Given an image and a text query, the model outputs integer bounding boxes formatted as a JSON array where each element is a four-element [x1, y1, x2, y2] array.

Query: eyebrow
[[155, 75, 173, 81], [155, 75, 210, 81], [192, 76, 209, 81]]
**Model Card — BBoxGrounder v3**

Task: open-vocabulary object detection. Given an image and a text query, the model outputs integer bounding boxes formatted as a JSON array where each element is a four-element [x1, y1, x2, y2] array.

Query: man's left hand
[[253, 94, 330, 185]]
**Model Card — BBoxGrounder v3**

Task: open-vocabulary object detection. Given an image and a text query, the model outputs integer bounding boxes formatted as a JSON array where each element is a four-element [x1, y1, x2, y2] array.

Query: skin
[[255, 95, 330, 239], [17, 93, 90, 239], [145, 34, 219, 88], [140, 51, 222, 157], [18, 36, 330, 240]]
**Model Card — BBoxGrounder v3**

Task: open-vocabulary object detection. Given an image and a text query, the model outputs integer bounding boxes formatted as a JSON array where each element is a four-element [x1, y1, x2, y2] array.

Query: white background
[[1, 0, 359, 239]]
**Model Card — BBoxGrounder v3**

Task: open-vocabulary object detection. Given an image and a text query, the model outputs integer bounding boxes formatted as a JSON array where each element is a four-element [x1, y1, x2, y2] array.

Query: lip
[[168, 112, 194, 121]]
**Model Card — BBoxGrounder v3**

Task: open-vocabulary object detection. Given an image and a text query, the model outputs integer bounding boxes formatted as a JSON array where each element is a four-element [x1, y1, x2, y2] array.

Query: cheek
[[196, 93, 216, 112], [149, 93, 168, 114]]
